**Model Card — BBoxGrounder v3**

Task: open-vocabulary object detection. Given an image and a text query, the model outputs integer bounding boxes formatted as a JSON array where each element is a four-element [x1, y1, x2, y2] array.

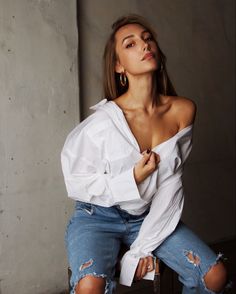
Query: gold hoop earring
[[120, 72, 127, 87]]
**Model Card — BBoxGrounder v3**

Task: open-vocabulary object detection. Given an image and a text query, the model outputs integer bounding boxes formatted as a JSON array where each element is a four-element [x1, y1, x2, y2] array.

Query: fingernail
[[147, 148, 151, 154]]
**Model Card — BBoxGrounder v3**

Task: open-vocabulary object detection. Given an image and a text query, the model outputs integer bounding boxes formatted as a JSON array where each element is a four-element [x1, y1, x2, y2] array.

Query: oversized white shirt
[[61, 98, 193, 286]]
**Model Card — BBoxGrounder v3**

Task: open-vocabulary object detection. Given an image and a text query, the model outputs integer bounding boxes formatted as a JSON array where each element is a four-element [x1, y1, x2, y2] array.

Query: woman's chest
[[102, 127, 183, 178], [123, 109, 179, 153]]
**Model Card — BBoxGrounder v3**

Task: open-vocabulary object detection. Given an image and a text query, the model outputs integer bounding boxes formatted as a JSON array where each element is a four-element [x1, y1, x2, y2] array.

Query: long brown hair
[[103, 14, 177, 106]]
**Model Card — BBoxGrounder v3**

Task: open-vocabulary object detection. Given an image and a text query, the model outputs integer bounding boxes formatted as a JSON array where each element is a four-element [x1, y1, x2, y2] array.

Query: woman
[[61, 14, 229, 294]]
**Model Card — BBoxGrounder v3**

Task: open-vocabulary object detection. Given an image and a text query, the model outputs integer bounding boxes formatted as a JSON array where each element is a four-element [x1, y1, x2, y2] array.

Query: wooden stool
[[153, 258, 161, 293], [68, 266, 72, 293]]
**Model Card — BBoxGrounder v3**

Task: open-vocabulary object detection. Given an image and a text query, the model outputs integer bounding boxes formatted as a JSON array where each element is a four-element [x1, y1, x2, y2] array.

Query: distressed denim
[[65, 201, 229, 294]]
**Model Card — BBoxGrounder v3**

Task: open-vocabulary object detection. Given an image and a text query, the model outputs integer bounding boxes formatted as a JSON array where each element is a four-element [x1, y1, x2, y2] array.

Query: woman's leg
[[75, 276, 106, 294], [153, 221, 228, 294], [65, 202, 123, 294]]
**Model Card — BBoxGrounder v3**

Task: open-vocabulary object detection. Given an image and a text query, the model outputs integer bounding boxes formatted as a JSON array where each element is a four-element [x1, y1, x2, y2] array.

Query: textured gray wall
[[79, 0, 235, 242], [0, 0, 234, 293], [0, 0, 78, 293]]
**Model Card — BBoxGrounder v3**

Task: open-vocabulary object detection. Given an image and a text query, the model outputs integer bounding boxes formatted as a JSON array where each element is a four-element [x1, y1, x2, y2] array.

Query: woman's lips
[[142, 52, 155, 60]]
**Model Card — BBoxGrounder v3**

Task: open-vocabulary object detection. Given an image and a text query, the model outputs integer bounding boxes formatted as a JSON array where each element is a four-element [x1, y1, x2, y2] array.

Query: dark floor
[[115, 238, 236, 294]]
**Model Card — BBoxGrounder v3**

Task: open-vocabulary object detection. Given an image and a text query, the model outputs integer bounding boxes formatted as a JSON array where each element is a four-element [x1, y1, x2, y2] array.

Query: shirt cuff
[[109, 167, 141, 203], [119, 251, 156, 286], [119, 252, 139, 286]]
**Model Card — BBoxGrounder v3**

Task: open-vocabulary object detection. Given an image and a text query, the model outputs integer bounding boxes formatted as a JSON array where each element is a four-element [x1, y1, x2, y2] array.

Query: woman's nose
[[142, 40, 151, 51]]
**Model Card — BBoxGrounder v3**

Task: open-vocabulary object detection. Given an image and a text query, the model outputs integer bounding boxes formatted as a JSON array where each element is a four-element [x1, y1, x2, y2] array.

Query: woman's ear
[[115, 60, 124, 74]]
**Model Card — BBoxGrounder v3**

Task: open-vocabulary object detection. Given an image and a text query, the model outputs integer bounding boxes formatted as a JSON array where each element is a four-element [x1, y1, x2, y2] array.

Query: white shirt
[[61, 98, 193, 286]]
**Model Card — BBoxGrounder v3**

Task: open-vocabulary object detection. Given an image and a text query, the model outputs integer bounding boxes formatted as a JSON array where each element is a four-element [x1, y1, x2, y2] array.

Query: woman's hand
[[134, 149, 160, 184], [134, 256, 155, 281]]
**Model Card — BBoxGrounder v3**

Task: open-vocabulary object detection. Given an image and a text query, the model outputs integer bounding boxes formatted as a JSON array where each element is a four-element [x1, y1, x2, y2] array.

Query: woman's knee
[[75, 275, 106, 294], [204, 261, 228, 292]]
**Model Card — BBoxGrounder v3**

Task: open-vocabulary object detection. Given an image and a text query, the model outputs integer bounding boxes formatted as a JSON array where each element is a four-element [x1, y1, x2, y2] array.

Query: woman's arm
[[61, 128, 141, 206], [120, 179, 184, 285], [119, 126, 194, 286]]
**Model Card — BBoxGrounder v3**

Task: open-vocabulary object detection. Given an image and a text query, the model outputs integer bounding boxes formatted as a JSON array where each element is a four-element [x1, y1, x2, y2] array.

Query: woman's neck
[[123, 73, 156, 111]]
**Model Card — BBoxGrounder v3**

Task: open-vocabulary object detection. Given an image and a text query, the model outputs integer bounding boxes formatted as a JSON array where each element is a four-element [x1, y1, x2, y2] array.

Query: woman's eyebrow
[[122, 34, 134, 44], [121, 30, 150, 44]]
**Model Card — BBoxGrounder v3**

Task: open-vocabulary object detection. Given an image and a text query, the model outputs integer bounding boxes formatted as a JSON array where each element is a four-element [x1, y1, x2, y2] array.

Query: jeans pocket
[[75, 201, 94, 215]]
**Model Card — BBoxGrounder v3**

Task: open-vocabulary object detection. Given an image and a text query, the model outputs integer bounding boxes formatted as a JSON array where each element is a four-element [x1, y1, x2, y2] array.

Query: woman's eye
[[126, 42, 135, 48], [144, 36, 153, 41]]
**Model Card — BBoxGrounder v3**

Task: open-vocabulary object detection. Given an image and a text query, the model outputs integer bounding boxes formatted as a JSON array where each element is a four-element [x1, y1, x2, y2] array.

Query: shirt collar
[[89, 98, 141, 152], [89, 98, 108, 111]]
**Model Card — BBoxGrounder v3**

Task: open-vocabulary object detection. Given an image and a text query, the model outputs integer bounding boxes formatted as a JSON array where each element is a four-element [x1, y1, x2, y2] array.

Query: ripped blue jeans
[[65, 201, 228, 294]]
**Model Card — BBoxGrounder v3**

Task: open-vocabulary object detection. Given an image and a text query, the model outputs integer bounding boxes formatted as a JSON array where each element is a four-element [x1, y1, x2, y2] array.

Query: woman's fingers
[[140, 257, 148, 278], [140, 151, 152, 166], [147, 256, 154, 272], [145, 152, 160, 170], [135, 256, 155, 281], [149, 152, 160, 164], [135, 258, 144, 280]]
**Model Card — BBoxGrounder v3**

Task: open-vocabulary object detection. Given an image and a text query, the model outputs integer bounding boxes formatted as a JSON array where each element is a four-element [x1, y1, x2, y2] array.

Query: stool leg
[[153, 273, 161, 294], [153, 259, 161, 294], [68, 267, 72, 293]]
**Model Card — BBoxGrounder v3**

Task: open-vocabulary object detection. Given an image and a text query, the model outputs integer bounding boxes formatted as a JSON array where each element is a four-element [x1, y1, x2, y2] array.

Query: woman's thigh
[[153, 221, 220, 289], [65, 202, 122, 293]]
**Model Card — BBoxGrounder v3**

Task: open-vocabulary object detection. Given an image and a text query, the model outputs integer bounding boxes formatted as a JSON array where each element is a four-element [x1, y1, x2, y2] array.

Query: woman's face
[[115, 23, 158, 76]]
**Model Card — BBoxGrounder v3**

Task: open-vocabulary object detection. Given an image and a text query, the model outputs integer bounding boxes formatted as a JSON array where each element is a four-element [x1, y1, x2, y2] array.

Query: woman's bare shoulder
[[169, 95, 197, 127]]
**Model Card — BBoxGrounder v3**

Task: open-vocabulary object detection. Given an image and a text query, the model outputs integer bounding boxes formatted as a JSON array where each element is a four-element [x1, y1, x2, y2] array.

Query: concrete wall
[[0, 0, 235, 293], [79, 0, 235, 242], [0, 0, 78, 293]]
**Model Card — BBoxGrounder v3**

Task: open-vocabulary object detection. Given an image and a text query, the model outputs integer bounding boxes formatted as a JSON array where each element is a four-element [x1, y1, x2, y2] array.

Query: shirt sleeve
[[61, 128, 141, 206], [119, 130, 193, 286], [119, 178, 184, 286]]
